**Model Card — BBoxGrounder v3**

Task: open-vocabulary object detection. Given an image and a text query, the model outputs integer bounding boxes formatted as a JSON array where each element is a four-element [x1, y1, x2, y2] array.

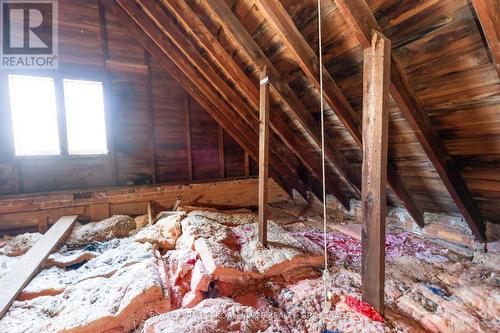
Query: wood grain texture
[[104, 0, 309, 198], [142, 0, 344, 204], [2, 0, 500, 240], [0, 179, 288, 234], [0, 215, 78, 319], [471, 0, 500, 79], [203, 0, 352, 207], [361, 31, 391, 315], [218, 125, 225, 179], [254, 0, 423, 226], [0, 0, 252, 197], [259, 67, 270, 247], [335, 0, 486, 240]]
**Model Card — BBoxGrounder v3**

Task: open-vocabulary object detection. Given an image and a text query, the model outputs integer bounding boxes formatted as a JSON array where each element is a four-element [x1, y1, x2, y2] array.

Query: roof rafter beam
[[254, 0, 424, 227], [102, 0, 308, 198], [471, 0, 500, 80], [135, 0, 350, 206], [335, 0, 486, 240], [254, 0, 361, 143], [200, 0, 361, 203], [162, 0, 357, 205]]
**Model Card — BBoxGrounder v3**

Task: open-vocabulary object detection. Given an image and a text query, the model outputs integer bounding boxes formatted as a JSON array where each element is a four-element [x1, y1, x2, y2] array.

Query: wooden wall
[[0, 178, 289, 234], [0, 0, 253, 196]]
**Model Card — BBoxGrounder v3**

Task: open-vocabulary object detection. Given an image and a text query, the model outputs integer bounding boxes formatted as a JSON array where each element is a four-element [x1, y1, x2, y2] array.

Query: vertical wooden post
[[99, 1, 118, 186], [258, 66, 270, 247], [244, 151, 250, 177], [361, 31, 391, 315], [218, 125, 225, 178], [145, 51, 157, 184], [184, 94, 193, 181]]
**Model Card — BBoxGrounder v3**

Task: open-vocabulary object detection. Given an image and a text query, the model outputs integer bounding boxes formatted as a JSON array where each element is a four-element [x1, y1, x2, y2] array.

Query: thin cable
[[318, 0, 329, 316]]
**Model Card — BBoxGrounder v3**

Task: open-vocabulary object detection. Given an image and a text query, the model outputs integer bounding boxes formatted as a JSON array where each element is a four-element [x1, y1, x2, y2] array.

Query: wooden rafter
[[253, 0, 424, 227], [139, 0, 351, 207], [254, 0, 361, 143], [162, 0, 355, 205], [199, 0, 358, 206], [132, 0, 336, 202], [335, 0, 486, 241], [471, 0, 500, 80], [103, 0, 310, 198]]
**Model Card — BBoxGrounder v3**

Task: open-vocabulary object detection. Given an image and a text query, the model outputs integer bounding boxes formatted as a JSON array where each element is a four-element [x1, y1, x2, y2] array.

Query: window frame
[[5, 69, 112, 160]]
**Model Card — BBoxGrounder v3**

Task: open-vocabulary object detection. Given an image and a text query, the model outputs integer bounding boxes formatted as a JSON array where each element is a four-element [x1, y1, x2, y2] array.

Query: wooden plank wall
[[0, 178, 288, 234], [0, 0, 254, 197], [190, 98, 221, 180]]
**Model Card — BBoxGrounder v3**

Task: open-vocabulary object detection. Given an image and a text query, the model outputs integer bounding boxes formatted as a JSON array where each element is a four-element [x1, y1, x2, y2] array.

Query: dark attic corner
[[0, 0, 499, 332]]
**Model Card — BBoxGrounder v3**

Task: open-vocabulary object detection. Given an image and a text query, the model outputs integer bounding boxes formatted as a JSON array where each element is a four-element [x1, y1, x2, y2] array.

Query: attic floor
[[0, 202, 498, 332]]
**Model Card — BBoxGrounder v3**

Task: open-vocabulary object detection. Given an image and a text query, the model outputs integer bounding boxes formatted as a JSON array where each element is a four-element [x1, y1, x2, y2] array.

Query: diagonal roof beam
[[335, 0, 486, 240], [254, 0, 424, 227], [116, 0, 312, 199], [135, 0, 350, 207], [471, 0, 500, 80], [102, 0, 309, 198], [203, 0, 362, 198], [159, 0, 352, 207], [254, 0, 361, 143]]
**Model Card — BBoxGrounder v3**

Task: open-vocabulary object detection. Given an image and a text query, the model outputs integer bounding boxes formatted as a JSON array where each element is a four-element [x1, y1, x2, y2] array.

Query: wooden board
[[259, 67, 270, 247], [361, 31, 391, 315], [0, 178, 289, 234], [0, 215, 78, 319]]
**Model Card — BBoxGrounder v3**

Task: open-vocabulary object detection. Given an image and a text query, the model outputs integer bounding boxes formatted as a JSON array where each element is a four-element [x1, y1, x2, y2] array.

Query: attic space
[[0, 0, 499, 332]]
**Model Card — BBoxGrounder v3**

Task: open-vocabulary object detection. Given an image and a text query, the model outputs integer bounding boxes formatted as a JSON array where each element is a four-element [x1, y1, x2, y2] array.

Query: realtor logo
[[1, 0, 58, 69]]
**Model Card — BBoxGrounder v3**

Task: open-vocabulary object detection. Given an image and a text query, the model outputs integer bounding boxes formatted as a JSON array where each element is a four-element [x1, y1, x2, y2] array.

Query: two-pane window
[[8, 75, 108, 156]]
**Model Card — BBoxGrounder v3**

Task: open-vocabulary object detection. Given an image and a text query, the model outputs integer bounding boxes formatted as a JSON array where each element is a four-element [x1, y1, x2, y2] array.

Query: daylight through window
[[63, 79, 108, 155], [8, 75, 60, 156], [8, 75, 108, 157]]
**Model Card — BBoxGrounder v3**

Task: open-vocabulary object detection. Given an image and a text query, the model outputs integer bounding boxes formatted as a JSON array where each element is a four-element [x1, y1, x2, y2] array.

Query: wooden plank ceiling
[[103, 0, 500, 241]]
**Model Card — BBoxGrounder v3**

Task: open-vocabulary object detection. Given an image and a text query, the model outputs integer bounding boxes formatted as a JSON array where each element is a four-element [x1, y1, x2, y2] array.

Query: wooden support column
[[218, 125, 225, 179], [335, 0, 484, 240], [244, 151, 250, 177], [361, 31, 391, 315], [98, 1, 118, 186], [184, 94, 193, 181], [259, 67, 270, 247], [145, 51, 157, 184]]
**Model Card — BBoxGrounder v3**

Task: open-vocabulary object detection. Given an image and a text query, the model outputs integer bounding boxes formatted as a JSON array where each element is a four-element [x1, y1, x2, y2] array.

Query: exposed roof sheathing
[[104, 0, 500, 240]]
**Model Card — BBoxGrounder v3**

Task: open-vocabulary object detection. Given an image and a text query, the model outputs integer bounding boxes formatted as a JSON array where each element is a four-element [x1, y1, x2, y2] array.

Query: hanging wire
[[318, 0, 328, 276]]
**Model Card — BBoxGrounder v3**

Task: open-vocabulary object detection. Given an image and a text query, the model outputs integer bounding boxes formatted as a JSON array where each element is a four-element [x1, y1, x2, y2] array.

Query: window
[[8, 75, 108, 157], [8, 75, 60, 156], [63, 79, 108, 155]]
